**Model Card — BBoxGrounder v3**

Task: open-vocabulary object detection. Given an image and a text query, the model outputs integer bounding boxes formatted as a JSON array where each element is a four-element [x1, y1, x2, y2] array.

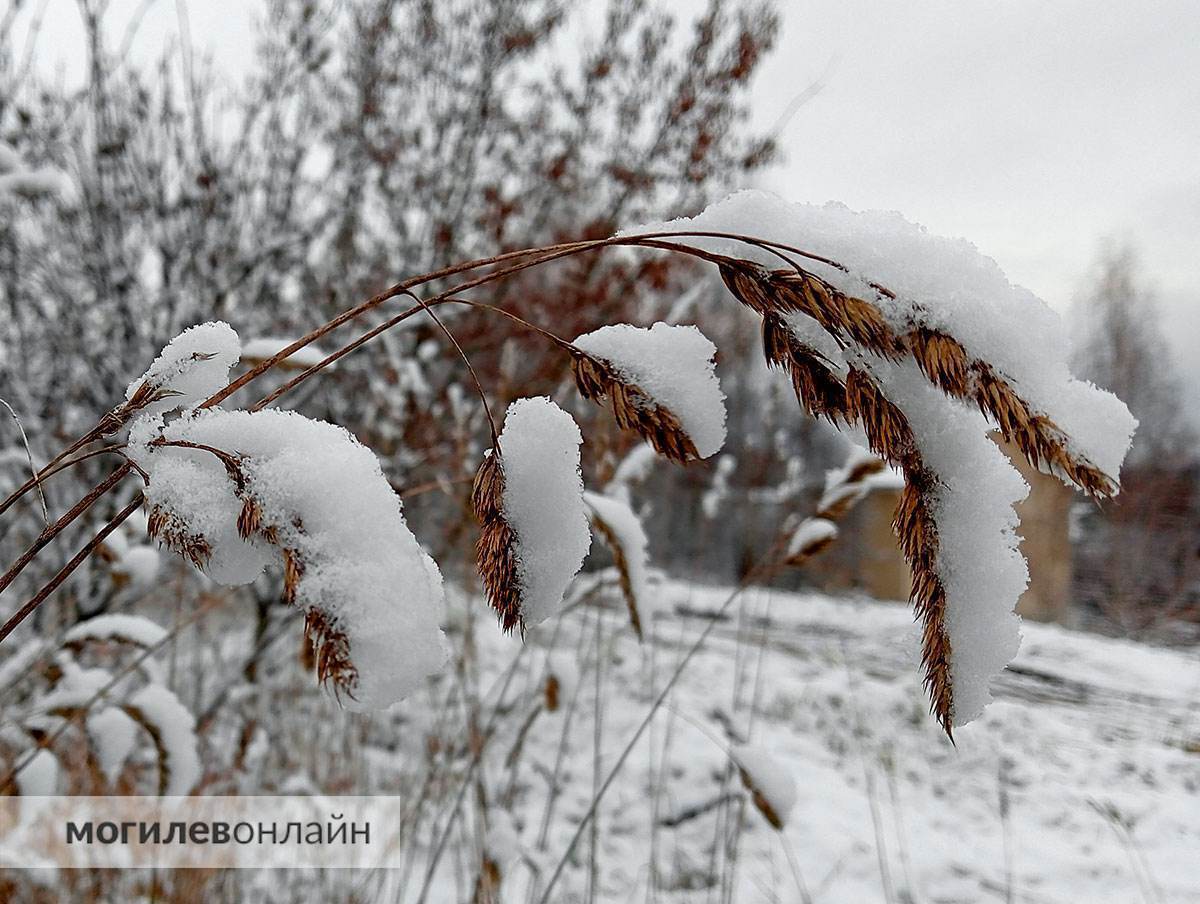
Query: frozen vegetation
[[574, 322, 728, 459]]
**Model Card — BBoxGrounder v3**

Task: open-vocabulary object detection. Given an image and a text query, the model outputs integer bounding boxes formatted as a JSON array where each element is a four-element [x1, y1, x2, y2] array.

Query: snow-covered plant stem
[[0, 197, 1132, 735]]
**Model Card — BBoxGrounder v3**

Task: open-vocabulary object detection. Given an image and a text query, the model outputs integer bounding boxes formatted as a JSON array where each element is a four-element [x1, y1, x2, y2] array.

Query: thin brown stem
[[0, 426, 104, 520], [236, 230, 851, 414], [0, 397, 49, 527], [0, 495, 141, 646], [9, 444, 129, 497], [0, 462, 132, 601], [0, 228, 869, 655], [399, 289, 498, 443]]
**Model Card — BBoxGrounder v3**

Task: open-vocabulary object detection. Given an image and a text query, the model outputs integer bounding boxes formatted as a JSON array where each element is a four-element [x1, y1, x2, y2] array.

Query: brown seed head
[[570, 350, 699, 464], [472, 453, 524, 634], [303, 608, 358, 701], [737, 766, 785, 831]]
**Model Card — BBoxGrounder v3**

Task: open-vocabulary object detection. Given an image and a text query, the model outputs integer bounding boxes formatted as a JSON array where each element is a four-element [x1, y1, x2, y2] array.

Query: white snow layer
[[125, 684, 201, 796], [787, 517, 838, 558], [768, 310, 1029, 725], [63, 613, 168, 649], [622, 190, 1135, 482], [875, 358, 1029, 725], [733, 744, 798, 825], [125, 321, 241, 415], [573, 322, 727, 459], [87, 707, 139, 786], [497, 398, 592, 626], [131, 406, 449, 710], [583, 490, 653, 619], [15, 749, 59, 797]]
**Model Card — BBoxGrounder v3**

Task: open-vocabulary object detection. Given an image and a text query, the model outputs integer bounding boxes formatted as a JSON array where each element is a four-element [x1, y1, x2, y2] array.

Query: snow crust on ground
[[428, 580, 1200, 904]]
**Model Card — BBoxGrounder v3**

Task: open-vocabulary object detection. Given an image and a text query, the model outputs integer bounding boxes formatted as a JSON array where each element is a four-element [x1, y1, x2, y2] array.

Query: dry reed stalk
[[759, 312, 956, 735], [736, 765, 785, 831], [729, 260, 1117, 496], [570, 350, 699, 464], [235, 494, 359, 699], [0, 230, 857, 649], [301, 608, 357, 699], [3, 228, 1121, 746], [118, 701, 187, 797], [733, 255, 1126, 735], [586, 507, 644, 641], [785, 527, 837, 566], [147, 506, 213, 569], [152, 439, 362, 700]]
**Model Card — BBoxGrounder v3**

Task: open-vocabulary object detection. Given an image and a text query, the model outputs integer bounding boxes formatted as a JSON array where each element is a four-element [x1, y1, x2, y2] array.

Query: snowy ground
[[436, 578, 1200, 904]]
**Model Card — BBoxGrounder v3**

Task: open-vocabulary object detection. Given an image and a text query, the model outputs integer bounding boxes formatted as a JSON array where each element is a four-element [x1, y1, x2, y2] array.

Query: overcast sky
[[752, 0, 1199, 402], [17, 0, 1200, 402]]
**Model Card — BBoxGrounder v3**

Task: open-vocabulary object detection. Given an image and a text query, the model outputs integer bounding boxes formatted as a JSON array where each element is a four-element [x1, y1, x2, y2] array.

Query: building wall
[[808, 441, 1075, 622]]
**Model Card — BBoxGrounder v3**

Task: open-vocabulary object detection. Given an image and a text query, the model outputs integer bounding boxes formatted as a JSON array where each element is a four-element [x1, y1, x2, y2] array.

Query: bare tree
[[1070, 242, 1199, 631]]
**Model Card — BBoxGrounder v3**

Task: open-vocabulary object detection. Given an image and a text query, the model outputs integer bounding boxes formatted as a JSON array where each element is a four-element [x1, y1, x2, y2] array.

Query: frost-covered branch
[[1, 193, 1133, 736]]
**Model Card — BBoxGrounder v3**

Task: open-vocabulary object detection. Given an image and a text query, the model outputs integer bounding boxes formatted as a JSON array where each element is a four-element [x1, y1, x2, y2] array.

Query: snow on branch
[[124, 321, 242, 418], [473, 398, 591, 634], [583, 490, 653, 639], [732, 744, 797, 830], [61, 613, 169, 651], [130, 399, 449, 711], [11, 189, 1137, 742], [121, 684, 202, 797], [624, 191, 1136, 736], [571, 322, 727, 461], [785, 445, 897, 566]]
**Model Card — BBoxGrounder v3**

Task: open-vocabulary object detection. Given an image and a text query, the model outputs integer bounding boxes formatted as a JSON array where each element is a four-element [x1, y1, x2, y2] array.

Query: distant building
[[808, 439, 1076, 623]]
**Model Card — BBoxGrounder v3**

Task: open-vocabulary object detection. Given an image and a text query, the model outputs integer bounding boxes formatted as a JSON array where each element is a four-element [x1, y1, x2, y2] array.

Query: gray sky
[[17, 0, 1200, 403], [753, 0, 1199, 403]]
